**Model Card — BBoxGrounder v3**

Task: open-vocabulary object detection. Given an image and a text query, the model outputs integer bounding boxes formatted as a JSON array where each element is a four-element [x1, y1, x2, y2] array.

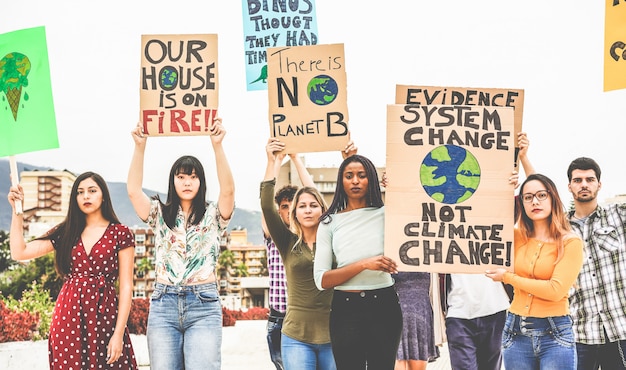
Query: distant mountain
[[0, 160, 263, 244]]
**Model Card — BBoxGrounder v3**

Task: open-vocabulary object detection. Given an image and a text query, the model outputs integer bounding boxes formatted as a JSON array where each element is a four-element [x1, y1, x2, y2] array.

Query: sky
[[1, 1, 625, 213]]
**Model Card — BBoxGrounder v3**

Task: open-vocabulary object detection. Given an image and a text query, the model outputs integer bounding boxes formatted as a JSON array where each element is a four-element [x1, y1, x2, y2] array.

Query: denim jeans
[[147, 282, 222, 370], [576, 329, 626, 370], [267, 310, 285, 370], [281, 333, 336, 370], [502, 312, 576, 370], [329, 286, 403, 370]]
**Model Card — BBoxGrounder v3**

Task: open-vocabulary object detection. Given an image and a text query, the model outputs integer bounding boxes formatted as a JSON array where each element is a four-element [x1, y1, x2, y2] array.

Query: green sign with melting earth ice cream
[[0, 26, 58, 157], [0, 52, 31, 120]]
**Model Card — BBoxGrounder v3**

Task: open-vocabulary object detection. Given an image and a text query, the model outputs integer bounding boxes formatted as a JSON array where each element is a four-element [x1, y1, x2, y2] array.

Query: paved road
[[1, 319, 454, 369], [218, 320, 454, 370]]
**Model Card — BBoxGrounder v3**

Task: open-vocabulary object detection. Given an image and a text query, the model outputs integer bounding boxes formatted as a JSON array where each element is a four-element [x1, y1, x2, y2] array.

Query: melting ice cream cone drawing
[[6, 86, 22, 120], [0, 52, 31, 121]]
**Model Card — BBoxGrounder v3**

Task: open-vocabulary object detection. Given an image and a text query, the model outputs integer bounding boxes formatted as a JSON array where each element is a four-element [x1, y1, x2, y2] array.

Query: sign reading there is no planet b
[[267, 43, 348, 154]]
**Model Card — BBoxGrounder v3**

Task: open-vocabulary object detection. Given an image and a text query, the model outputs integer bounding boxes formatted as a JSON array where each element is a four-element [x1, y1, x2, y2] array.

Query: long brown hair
[[39, 172, 120, 277], [516, 173, 573, 263]]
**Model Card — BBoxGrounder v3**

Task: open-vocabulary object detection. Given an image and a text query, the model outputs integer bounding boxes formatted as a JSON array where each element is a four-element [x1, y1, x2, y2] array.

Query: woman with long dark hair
[[7, 171, 137, 369], [314, 154, 403, 369], [127, 117, 235, 370]]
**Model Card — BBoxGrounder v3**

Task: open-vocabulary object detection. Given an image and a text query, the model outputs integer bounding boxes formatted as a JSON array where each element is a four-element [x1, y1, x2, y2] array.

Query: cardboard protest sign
[[0, 26, 58, 157], [267, 43, 349, 153], [384, 104, 516, 273], [241, 0, 318, 91], [604, 0, 626, 91], [395, 85, 523, 168], [140, 34, 218, 136]]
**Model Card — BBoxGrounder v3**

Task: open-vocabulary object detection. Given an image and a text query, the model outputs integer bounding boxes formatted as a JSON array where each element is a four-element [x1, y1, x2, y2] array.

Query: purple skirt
[[394, 271, 440, 362]]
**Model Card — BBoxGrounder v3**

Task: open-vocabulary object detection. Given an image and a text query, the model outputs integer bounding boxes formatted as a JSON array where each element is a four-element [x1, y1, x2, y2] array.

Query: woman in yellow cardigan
[[485, 173, 583, 370]]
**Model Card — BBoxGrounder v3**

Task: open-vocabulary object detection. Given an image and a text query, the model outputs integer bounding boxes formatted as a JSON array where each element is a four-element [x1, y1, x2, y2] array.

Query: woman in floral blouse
[[127, 118, 235, 370]]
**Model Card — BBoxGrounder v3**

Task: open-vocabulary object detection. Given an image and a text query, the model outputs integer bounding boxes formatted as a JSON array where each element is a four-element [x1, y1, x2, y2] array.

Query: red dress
[[48, 223, 138, 369]]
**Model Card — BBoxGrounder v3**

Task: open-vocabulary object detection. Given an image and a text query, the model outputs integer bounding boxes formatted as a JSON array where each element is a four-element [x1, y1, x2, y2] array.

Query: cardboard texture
[[604, 0, 626, 92], [384, 103, 515, 273], [139, 34, 218, 136], [267, 43, 349, 154], [395, 85, 524, 168], [241, 0, 318, 91], [0, 26, 58, 157]]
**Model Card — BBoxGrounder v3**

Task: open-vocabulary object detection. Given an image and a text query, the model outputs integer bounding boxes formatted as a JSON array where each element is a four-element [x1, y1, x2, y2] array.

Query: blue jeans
[[147, 282, 222, 370], [576, 329, 626, 370], [267, 310, 285, 370], [281, 334, 336, 370], [502, 312, 576, 370]]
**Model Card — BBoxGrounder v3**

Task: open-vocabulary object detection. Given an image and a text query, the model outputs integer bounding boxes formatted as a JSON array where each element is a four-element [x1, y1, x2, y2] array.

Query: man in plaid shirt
[[566, 157, 626, 369], [263, 184, 296, 370]]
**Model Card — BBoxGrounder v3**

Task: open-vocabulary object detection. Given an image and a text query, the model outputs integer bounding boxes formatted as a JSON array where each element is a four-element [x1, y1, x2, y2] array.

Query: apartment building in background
[[130, 227, 156, 298], [226, 227, 268, 309], [20, 169, 76, 239], [130, 226, 266, 309]]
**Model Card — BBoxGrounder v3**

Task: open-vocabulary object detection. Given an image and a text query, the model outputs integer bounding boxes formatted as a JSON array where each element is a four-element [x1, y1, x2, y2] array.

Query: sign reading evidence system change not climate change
[[385, 102, 516, 274], [267, 43, 349, 154], [140, 34, 218, 137], [395, 85, 524, 167]]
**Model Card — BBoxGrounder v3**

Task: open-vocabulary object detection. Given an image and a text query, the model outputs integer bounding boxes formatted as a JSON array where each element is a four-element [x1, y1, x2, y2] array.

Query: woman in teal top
[[260, 138, 337, 370], [314, 154, 402, 370]]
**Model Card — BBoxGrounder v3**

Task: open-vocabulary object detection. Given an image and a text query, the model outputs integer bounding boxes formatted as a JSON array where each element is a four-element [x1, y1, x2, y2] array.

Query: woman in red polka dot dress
[[7, 171, 138, 369]]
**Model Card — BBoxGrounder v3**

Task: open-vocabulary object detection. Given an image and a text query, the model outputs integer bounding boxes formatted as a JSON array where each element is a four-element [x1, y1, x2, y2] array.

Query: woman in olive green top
[[260, 138, 337, 370]]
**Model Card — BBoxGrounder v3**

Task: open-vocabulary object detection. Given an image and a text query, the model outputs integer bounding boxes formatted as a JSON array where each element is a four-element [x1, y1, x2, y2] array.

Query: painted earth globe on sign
[[307, 74, 338, 105], [160, 66, 178, 90], [420, 144, 481, 204]]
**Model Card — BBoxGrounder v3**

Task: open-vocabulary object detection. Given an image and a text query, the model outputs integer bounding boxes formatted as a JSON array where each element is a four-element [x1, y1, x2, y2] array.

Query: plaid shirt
[[568, 203, 626, 344], [265, 236, 287, 314]]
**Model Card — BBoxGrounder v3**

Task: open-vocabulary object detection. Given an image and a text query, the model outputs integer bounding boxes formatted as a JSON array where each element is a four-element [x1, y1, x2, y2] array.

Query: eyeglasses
[[521, 190, 550, 203]]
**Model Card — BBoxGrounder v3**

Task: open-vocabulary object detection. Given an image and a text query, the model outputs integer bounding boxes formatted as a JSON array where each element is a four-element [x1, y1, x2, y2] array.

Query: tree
[[0, 230, 16, 273], [0, 253, 63, 300], [233, 262, 249, 278], [259, 255, 268, 276], [217, 249, 235, 278], [135, 257, 152, 279]]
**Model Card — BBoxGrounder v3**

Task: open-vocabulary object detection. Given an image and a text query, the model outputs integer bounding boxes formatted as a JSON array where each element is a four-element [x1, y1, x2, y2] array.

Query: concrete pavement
[[0, 320, 275, 370], [1, 320, 454, 369]]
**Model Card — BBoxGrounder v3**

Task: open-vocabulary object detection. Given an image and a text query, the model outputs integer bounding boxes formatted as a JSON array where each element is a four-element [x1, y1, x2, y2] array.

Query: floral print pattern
[[147, 200, 229, 285]]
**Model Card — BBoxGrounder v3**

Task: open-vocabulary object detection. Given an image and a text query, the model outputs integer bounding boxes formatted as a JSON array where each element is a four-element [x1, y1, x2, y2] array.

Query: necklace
[[535, 236, 551, 248]]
